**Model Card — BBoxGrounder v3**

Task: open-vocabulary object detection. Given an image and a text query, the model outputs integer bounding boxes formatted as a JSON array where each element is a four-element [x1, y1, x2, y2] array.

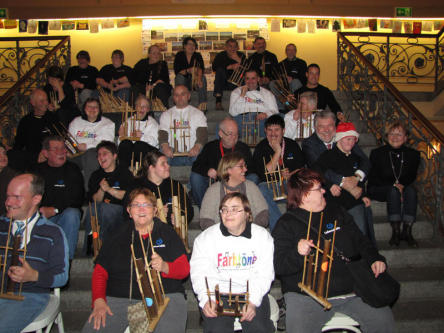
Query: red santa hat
[[335, 122, 359, 142]]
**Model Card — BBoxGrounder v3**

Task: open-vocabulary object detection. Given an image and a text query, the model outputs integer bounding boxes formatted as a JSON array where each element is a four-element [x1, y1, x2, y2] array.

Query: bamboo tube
[[316, 239, 331, 297], [312, 212, 324, 289]]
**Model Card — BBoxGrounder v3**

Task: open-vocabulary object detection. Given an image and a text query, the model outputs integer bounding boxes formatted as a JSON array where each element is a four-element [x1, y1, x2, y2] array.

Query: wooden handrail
[[339, 31, 441, 39], [0, 36, 70, 106], [338, 32, 444, 144], [0, 36, 70, 42]]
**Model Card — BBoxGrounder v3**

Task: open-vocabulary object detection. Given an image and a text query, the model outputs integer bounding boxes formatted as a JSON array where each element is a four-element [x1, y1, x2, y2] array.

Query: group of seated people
[[0, 37, 421, 332]]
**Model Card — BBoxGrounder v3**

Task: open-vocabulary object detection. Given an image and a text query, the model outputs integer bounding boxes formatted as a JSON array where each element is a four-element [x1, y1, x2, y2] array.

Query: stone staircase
[[57, 92, 444, 333]]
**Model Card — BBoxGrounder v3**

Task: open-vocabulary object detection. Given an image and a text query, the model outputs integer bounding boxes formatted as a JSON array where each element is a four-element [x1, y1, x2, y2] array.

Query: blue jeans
[[233, 113, 265, 143], [83, 202, 124, 254], [0, 292, 49, 333], [50, 207, 81, 260], [175, 73, 207, 104], [368, 184, 417, 223], [258, 182, 284, 231], [168, 155, 197, 166], [348, 204, 376, 245], [114, 87, 131, 102]]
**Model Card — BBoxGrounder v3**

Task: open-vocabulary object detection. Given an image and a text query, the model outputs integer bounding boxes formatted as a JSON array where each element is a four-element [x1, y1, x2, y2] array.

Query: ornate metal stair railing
[[338, 32, 444, 237], [338, 29, 444, 93], [0, 36, 70, 146]]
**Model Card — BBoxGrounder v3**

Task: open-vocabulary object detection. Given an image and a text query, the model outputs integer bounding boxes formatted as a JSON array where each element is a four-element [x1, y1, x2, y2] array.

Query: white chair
[[234, 294, 279, 332], [21, 288, 65, 333], [322, 312, 361, 333]]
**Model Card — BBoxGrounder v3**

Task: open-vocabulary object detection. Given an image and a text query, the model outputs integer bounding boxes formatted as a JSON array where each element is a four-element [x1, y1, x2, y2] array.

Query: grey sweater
[[199, 180, 269, 230]]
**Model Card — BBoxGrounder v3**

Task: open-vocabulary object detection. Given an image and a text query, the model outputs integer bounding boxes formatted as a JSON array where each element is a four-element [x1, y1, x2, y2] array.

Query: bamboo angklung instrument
[[263, 156, 287, 201], [89, 201, 102, 260], [98, 86, 127, 113], [191, 59, 199, 91], [49, 91, 60, 110], [0, 217, 27, 301], [49, 122, 82, 156], [130, 152, 143, 177], [241, 108, 260, 147], [120, 103, 140, 142], [171, 179, 190, 253], [228, 58, 252, 87], [130, 232, 170, 332], [297, 214, 337, 310], [170, 118, 190, 157], [204, 277, 249, 317], [156, 187, 167, 223]]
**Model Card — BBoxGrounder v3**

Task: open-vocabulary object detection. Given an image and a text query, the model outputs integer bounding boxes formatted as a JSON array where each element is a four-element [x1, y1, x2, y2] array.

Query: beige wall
[[0, 18, 364, 90]]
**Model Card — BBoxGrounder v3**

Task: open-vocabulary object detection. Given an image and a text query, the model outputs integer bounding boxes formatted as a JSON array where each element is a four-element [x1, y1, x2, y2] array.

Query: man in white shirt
[[284, 91, 317, 141], [158, 85, 208, 166], [229, 69, 278, 141]]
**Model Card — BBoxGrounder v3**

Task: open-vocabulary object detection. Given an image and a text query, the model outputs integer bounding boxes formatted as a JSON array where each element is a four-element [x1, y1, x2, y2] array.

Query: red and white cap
[[335, 122, 359, 142]]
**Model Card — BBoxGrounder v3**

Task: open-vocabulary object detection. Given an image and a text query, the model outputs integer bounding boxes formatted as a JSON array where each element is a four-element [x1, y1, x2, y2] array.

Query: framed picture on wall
[[213, 41, 226, 51], [206, 32, 219, 41]]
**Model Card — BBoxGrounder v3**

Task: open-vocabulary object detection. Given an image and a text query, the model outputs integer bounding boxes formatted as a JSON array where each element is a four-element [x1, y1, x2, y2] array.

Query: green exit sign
[[0, 8, 8, 19], [395, 7, 412, 17]]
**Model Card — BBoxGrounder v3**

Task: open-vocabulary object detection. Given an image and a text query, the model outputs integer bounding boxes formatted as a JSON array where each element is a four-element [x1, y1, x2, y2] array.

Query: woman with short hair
[[191, 192, 275, 333], [173, 37, 207, 110], [272, 168, 394, 333], [199, 151, 268, 230], [368, 122, 420, 247], [82, 187, 189, 333]]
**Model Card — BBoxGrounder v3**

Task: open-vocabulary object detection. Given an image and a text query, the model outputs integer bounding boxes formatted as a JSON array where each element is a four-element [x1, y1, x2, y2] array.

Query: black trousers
[[118, 140, 157, 169]]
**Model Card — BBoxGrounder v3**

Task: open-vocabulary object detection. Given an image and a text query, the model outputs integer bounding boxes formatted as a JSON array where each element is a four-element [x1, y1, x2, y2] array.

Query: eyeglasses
[[232, 164, 247, 169], [130, 203, 154, 209], [308, 187, 323, 192], [219, 206, 245, 215]]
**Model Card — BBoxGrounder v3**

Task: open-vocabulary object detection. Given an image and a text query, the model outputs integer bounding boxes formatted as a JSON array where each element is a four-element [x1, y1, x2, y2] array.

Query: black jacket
[[97, 219, 187, 299], [191, 139, 255, 177], [35, 161, 84, 212], [272, 203, 384, 296], [368, 144, 420, 188]]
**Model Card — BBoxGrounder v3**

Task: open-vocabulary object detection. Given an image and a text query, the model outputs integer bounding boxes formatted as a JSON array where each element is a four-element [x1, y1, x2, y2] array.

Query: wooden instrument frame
[[241, 110, 261, 147], [263, 156, 287, 201], [146, 72, 166, 112], [49, 122, 83, 157], [0, 218, 28, 301], [119, 103, 141, 142], [170, 179, 191, 253], [130, 152, 143, 177], [98, 87, 127, 113], [293, 109, 322, 141], [205, 277, 249, 317], [130, 233, 169, 332], [298, 212, 337, 310], [170, 118, 191, 157], [271, 65, 298, 110], [228, 58, 252, 87], [89, 201, 102, 260]]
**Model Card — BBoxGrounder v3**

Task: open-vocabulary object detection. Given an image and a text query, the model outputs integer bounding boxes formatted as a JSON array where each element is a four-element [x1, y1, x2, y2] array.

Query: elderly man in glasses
[[190, 117, 258, 207]]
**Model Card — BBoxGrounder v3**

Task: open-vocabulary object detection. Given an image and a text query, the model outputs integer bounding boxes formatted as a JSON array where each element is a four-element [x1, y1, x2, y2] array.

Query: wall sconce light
[[427, 139, 441, 159]]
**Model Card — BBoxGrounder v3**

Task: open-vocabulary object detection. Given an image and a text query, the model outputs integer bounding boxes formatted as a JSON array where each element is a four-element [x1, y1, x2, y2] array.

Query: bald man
[[158, 85, 208, 166], [9, 89, 60, 170], [0, 173, 68, 332], [190, 117, 258, 207]]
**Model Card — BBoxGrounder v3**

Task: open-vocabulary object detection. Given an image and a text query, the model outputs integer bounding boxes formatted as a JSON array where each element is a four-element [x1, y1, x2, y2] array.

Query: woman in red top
[[82, 188, 189, 333]]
